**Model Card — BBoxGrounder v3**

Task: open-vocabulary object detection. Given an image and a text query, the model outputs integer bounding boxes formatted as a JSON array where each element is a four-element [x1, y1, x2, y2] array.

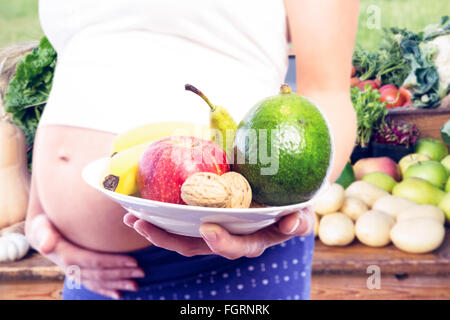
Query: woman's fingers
[[277, 207, 315, 237], [199, 223, 269, 259], [82, 281, 122, 300], [132, 219, 212, 257], [81, 267, 145, 281], [89, 279, 139, 292], [56, 241, 138, 269], [200, 207, 315, 260], [126, 208, 314, 261], [123, 213, 139, 227]]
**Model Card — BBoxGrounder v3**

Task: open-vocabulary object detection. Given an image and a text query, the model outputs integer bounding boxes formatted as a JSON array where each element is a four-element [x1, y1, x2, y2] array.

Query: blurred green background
[[0, 0, 449, 50]]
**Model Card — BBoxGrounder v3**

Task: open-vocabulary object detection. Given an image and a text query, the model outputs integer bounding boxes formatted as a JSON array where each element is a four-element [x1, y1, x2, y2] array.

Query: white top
[[38, 0, 289, 134]]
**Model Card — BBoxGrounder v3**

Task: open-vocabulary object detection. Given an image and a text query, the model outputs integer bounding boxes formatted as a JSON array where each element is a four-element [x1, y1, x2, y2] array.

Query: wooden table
[[1, 233, 449, 300], [0, 251, 64, 300]]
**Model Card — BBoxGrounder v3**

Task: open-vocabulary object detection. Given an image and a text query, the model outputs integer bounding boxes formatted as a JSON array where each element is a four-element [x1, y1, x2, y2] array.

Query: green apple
[[398, 153, 431, 176], [362, 171, 397, 192], [441, 155, 450, 174], [392, 178, 445, 205], [446, 177, 450, 193], [415, 138, 448, 161], [403, 160, 448, 189], [438, 192, 450, 223]]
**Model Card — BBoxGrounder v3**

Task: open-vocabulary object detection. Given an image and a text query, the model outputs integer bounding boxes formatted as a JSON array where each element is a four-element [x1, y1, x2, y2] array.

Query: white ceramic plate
[[82, 157, 330, 237]]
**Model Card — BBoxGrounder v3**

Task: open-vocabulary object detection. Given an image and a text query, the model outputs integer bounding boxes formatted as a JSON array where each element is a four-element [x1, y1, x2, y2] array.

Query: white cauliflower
[[429, 34, 450, 98]]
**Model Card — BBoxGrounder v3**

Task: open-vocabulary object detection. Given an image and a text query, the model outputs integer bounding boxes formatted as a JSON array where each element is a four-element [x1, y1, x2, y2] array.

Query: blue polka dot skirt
[[62, 233, 315, 300]]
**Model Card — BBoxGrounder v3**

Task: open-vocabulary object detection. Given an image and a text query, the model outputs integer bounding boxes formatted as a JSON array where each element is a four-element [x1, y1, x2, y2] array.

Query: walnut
[[181, 172, 231, 208], [221, 172, 252, 208]]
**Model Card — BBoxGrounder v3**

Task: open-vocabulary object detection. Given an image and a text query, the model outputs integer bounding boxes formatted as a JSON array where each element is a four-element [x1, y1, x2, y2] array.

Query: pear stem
[[185, 84, 216, 112]]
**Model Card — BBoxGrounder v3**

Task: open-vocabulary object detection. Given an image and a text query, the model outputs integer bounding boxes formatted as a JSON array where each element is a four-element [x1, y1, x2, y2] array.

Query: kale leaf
[[4, 37, 57, 165]]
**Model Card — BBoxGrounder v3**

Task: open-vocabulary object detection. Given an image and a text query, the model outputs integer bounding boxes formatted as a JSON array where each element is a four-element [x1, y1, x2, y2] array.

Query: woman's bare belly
[[34, 125, 151, 252]]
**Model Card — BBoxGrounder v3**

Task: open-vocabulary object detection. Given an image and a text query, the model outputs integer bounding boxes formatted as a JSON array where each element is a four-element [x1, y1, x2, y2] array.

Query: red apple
[[137, 136, 230, 204], [353, 157, 401, 181]]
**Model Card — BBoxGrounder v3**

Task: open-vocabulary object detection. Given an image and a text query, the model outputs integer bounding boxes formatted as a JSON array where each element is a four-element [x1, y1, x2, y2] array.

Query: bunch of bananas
[[103, 122, 210, 195]]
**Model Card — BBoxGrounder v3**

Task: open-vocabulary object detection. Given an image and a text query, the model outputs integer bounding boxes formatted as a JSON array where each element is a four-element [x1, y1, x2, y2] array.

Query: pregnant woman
[[27, 0, 358, 300]]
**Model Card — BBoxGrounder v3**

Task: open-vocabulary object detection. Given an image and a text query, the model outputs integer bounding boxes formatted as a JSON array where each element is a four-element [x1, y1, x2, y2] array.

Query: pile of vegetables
[[350, 84, 419, 150], [4, 37, 57, 166], [352, 16, 450, 109]]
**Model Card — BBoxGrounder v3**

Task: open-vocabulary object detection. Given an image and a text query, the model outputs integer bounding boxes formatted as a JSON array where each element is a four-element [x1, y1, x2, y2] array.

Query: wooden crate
[[388, 94, 450, 143]]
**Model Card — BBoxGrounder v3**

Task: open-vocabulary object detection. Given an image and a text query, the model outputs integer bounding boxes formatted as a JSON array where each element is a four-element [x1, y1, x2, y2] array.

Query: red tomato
[[399, 87, 413, 106], [357, 80, 378, 91], [380, 88, 405, 108], [350, 77, 360, 88], [379, 84, 397, 94], [351, 66, 356, 77]]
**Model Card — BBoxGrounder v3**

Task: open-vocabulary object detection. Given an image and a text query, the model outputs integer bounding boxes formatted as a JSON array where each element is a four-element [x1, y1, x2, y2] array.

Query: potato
[[390, 218, 445, 254], [355, 210, 395, 247], [314, 183, 345, 215], [318, 213, 355, 246], [314, 213, 320, 237], [345, 181, 389, 207], [397, 205, 445, 224], [341, 196, 368, 221], [372, 195, 417, 219]]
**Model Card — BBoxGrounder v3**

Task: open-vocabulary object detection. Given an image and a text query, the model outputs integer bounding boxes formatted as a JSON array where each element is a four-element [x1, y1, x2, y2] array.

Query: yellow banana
[[104, 122, 212, 195], [102, 142, 150, 195], [111, 122, 211, 155]]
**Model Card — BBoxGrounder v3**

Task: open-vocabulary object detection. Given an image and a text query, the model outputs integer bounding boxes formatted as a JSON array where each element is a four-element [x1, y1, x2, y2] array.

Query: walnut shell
[[181, 172, 231, 208], [221, 172, 252, 208]]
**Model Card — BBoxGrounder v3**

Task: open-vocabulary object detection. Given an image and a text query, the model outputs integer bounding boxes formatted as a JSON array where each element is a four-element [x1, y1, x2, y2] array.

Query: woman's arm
[[285, 0, 359, 181]]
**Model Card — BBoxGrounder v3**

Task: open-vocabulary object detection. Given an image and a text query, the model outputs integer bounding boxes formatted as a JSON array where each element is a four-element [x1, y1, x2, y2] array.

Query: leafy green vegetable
[[392, 27, 443, 108], [441, 120, 450, 146], [377, 30, 412, 87], [351, 86, 388, 148], [352, 35, 411, 88], [4, 37, 57, 165], [352, 16, 450, 108], [352, 48, 381, 81]]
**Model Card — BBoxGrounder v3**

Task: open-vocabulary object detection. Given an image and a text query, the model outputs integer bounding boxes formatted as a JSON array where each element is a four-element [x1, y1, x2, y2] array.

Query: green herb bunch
[[351, 86, 388, 148]]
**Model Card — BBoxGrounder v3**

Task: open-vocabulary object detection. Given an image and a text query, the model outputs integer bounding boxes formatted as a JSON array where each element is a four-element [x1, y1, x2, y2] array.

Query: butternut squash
[[0, 119, 30, 229]]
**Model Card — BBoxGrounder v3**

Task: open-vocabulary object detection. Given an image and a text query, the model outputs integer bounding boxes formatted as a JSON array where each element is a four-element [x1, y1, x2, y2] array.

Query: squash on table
[[0, 119, 31, 229]]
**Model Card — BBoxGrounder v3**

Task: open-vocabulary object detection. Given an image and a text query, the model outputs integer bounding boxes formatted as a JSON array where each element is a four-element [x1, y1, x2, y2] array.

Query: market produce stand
[[1, 232, 448, 300]]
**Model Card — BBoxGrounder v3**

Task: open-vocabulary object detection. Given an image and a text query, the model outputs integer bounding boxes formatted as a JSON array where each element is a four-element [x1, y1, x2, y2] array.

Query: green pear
[[438, 192, 450, 223], [415, 138, 448, 161], [362, 171, 397, 192], [445, 177, 450, 192], [441, 155, 450, 174], [392, 178, 445, 205], [185, 84, 237, 157], [403, 160, 448, 189], [398, 153, 431, 176]]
